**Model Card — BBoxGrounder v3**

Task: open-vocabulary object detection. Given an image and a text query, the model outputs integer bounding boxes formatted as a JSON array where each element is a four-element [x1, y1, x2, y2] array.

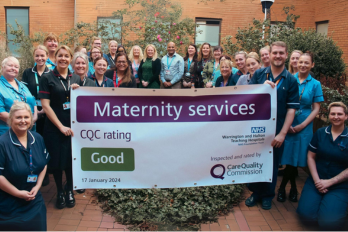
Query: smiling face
[[34, 49, 48, 67], [56, 49, 71, 69], [91, 48, 101, 61], [246, 57, 260, 76], [93, 39, 102, 48], [146, 46, 154, 58], [167, 42, 176, 56], [202, 45, 210, 57], [187, 45, 196, 56], [2, 59, 19, 79], [133, 46, 140, 57], [73, 57, 87, 76], [94, 59, 108, 76], [44, 39, 58, 53], [220, 62, 232, 78], [109, 42, 117, 54], [270, 45, 288, 68], [290, 52, 301, 69], [298, 55, 314, 76], [329, 106, 348, 127], [235, 54, 246, 70], [260, 49, 270, 65], [213, 49, 222, 60], [116, 55, 128, 72], [11, 109, 32, 133]]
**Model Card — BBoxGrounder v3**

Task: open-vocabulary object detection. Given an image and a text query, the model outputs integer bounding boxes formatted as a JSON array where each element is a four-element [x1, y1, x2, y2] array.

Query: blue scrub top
[[45, 58, 74, 73], [0, 76, 36, 135], [308, 125, 348, 187]]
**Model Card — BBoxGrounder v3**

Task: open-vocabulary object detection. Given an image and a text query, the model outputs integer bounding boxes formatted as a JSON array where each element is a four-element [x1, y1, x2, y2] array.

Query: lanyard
[[213, 61, 218, 73], [59, 76, 70, 102], [299, 83, 306, 102], [187, 59, 192, 71], [29, 150, 33, 174], [113, 71, 121, 88], [109, 55, 115, 66], [82, 77, 86, 86], [34, 73, 39, 95], [133, 61, 140, 71], [267, 73, 283, 90], [167, 55, 175, 70]]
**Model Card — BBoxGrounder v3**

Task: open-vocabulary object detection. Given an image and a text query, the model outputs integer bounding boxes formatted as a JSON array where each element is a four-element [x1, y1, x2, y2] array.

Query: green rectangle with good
[[81, 148, 135, 171]]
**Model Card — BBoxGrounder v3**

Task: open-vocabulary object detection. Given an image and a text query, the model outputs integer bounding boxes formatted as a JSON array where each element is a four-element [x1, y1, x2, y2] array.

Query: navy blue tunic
[[0, 129, 49, 231]]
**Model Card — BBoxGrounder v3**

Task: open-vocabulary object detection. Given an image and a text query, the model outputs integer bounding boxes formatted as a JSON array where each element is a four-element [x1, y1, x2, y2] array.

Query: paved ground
[[41, 169, 320, 231]]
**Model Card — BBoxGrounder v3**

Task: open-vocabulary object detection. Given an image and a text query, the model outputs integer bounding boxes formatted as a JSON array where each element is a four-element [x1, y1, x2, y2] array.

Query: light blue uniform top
[[160, 52, 184, 85], [0, 76, 36, 135], [45, 58, 73, 73], [281, 73, 324, 167]]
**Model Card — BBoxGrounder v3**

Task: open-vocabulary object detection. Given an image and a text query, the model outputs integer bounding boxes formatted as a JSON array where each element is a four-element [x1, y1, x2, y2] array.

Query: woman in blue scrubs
[[0, 102, 49, 231], [278, 52, 324, 202], [297, 102, 348, 230]]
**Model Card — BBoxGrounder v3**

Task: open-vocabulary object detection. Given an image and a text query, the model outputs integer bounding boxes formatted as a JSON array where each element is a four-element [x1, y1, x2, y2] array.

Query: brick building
[[1, 0, 347, 67]]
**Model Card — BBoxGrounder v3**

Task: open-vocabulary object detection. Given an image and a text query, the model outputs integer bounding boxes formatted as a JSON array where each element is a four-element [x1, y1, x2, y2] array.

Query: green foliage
[[222, 6, 346, 78], [97, 185, 244, 231]]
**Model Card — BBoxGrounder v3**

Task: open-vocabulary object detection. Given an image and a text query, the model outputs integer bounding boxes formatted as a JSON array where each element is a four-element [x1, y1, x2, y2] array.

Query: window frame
[[195, 17, 222, 46], [97, 16, 122, 42], [316, 20, 329, 36]]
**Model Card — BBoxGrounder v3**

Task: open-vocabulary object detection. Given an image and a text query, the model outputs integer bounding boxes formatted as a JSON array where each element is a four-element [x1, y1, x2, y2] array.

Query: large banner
[[71, 85, 277, 189]]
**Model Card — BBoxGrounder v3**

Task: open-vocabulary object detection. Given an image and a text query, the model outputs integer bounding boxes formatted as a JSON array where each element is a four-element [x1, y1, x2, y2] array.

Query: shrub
[[97, 184, 244, 231]]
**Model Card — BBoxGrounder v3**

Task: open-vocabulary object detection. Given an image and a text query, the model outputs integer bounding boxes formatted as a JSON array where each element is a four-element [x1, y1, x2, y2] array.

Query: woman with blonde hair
[[128, 45, 144, 85], [0, 102, 49, 230], [215, 59, 234, 87], [288, 50, 303, 75], [43, 33, 59, 70], [106, 40, 118, 68], [138, 44, 161, 89], [236, 52, 261, 85], [260, 45, 271, 68]]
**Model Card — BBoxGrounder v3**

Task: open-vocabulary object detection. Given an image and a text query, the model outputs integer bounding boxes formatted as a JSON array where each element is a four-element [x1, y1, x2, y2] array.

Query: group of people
[[0, 32, 347, 231]]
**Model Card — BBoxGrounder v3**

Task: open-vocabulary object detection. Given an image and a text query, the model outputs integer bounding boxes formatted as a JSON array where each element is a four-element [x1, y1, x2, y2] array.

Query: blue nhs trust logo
[[251, 127, 266, 133]]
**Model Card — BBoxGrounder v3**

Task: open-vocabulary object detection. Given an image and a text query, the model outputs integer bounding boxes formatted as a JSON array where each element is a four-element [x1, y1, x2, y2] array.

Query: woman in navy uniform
[[71, 52, 95, 87], [39, 45, 77, 209], [297, 102, 348, 230], [0, 102, 49, 231], [92, 57, 114, 87]]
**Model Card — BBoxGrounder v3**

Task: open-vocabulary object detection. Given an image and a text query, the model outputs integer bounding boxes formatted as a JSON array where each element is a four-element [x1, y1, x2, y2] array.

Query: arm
[[0, 112, 9, 123], [33, 106, 38, 123], [0, 176, 35, 201], [272, 108, 296, 148], [293, 102, 320, 133], [138, 61, 143, 81], [29, 165, 47, 197], [160, 58, 165, 83]]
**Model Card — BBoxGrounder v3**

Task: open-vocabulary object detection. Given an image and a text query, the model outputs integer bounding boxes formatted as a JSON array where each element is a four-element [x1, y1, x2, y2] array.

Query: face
[[329, 107, 348, 127], [44, 39, 58, 53], [213, 49, 222, 60], [34, 49, 48, 67], [109, 43, 117, 54], [246, 58, 260, 75], [298, 55, 314, 75], [133, 47, 140, 57], [11, 109, 31, 133], [260, 49, 270, 65], [2, 60, 19, 79], [116, 55, 128, 72], [220, 63, 232, 77], [91, 48, 101, 60], [94, 59, 108, 76], [202, 45, 210, 57], [56, 49, 72, 69], [146, 46, 154, 58], [117, 47, 124, 53], [235, 54, 246, 70], [73, 57, 87, 76], [188, 45, 196, 56], [290, 52, 301, 69], [80, 48, 87, 54], [167, 42, 176, 55], [93, 39, 102, 48], [270, 45, 288, 68]]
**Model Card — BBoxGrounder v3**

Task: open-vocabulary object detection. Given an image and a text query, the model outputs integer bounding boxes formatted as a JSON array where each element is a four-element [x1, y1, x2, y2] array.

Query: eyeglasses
[[116, 61, 127, 64]]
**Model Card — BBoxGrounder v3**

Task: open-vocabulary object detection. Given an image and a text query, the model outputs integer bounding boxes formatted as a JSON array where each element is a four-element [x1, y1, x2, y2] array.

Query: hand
[[29, 185, 40, 198], [293, 124, 305, 133], [183, 81, 188, 87], [191, 82, 195, 88], [59, 126, 74, 136], [315, 179, 333, 192], [288, 126, 296, 133], [264, 80, 275, 88], [38, 109, 45, 115], [17, 190, 35, 201], [206, 82, 213, 88], [71, 83, 80, 90], [271, 133, 286, 148], [136, 78, 140, 84], [142, 81, 149, 87], [164, 82, 172, 87]]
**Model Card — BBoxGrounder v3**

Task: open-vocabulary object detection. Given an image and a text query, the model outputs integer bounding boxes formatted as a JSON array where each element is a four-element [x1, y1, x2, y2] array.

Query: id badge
[[165, 70, 171, 75], [135, 74, 138, 78], [295, 109, 302, 116], [201, 71, 203, 76], [36, 100, 42, 107], [185, 72, 190, 77], [63, 102, 71, 110], [27, 174, 38, 183]]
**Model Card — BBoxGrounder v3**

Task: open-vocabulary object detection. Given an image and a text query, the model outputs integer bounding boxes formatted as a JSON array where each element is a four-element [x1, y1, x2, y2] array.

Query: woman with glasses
[[105, 52, 137, 88], [0, 56, 37, 136], [87, 47, 110, 78], [297, 102, 348, 230], [195, 43, 213, 88], [229, 51, 249, 86]]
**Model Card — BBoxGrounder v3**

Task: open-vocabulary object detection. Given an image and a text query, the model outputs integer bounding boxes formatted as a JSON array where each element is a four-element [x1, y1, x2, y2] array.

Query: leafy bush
[[223, 6, 346, 78], [97, 184, 244, 231]]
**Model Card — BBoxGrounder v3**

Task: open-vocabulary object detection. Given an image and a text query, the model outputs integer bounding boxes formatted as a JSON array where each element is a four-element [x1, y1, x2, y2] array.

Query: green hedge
[[97, 185, 244, 231]]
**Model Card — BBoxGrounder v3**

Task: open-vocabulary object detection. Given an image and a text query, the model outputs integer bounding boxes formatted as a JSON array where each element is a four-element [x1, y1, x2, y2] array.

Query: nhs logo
[[251, 127, 266, 133]]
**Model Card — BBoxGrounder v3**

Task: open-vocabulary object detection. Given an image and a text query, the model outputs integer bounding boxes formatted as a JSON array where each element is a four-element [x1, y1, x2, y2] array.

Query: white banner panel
[[71, 85, 277, 189]]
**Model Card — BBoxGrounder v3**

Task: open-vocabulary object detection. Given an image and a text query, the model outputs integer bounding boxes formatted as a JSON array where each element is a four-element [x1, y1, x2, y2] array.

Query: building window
[[195, 18, 221, 46], [316, 21, 329, 36], [5, 7, 29, 55], [97, 17, 122, 51]]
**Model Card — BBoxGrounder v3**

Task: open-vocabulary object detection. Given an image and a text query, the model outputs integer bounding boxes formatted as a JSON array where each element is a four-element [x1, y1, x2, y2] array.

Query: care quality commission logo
[[210, 164, 225, 180]]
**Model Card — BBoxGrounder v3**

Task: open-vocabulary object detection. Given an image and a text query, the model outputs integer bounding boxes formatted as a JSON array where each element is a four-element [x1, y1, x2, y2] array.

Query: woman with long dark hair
[[182, 44, 198, 88], [195, 42, 213, 88]]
